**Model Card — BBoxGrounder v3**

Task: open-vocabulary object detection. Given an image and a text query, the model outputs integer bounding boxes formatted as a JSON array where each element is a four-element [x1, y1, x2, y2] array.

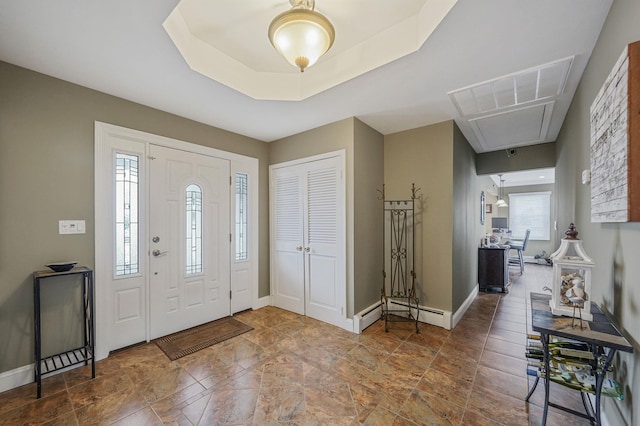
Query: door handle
[[152, 249, 168, 257], [304, 246, 311, 252], [296, 246, 303, 251]]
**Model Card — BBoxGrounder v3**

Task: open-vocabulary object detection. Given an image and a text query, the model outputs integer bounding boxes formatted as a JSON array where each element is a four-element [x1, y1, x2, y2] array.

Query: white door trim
[[94, 122, 258, 360]]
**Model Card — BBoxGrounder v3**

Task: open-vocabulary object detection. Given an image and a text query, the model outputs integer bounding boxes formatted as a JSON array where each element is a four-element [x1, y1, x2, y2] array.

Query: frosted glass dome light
[[268, 0, 335, 72]]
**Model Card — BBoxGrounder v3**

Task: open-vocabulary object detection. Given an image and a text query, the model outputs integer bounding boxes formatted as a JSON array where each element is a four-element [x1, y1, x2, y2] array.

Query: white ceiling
[[490, 168, 556, 189], [0, 0, 612, 153], [162, 0, 456, 100]]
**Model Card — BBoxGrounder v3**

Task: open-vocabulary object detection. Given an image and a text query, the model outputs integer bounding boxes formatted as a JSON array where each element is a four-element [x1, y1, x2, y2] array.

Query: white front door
[[149, 144, 230, 338]]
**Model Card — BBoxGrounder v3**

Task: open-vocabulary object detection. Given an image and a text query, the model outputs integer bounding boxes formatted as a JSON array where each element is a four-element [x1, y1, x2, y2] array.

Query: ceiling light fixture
[[496, 174, 509, 208], [268, 0, 335, 73]]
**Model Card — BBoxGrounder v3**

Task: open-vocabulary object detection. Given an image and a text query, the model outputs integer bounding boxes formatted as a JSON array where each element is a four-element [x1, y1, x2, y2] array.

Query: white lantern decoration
[[549, 223, 594, 321]]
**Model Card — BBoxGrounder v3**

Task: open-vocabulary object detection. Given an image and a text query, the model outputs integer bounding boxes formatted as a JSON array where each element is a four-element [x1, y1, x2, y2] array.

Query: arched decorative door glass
[[185, 184, 203, 275]]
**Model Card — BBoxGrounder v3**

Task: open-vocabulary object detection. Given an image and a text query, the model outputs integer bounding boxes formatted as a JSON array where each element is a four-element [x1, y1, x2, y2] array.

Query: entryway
[[94, 123, 258, 359]]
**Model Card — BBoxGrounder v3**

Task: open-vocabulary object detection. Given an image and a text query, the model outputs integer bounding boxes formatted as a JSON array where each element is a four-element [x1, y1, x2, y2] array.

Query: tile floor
[[0, 264, 595, 425]]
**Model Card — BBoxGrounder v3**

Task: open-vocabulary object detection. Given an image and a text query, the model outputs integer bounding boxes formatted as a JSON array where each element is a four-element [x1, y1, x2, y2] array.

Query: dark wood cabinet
[[478, 246, 510, 293]]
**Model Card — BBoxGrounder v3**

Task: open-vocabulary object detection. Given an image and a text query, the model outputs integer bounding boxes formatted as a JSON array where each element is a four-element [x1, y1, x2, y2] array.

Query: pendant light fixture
[[496, 174, 508, 207], [268, 0, 335, 72]]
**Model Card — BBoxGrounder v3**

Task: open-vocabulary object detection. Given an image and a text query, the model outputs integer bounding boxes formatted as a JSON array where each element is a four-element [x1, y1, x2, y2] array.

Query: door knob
[[296, 246, 303, 251], [152, 249, 168, 257], [304, 247, 311, 252]]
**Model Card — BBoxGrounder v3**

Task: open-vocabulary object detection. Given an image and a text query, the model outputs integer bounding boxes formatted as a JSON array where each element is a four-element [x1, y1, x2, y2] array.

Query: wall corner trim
[[451, 284, 479, 328]]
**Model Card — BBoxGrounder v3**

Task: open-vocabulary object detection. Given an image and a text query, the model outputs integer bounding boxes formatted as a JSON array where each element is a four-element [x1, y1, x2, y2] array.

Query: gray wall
[[555, 0, 640, 423], [384, 121, 454, 312], [353, 120, 384, 314], [476, 142, 556, 175], [269, 118, 358, 316], [0, 62, 269, 373], [452, 124, 481, 312]]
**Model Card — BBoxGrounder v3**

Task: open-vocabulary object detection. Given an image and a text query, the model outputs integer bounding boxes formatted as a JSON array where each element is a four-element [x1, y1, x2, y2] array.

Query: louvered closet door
[[271, 164, 306, 314], [304, 157, 344, 325], [270, 154, 345, 327]]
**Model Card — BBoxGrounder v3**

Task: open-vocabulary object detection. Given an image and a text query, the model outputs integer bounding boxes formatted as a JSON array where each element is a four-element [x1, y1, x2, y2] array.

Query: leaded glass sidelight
[[235, 173, 248, 261], [185, 184, 203, 275], [115, 153, 139, 276]]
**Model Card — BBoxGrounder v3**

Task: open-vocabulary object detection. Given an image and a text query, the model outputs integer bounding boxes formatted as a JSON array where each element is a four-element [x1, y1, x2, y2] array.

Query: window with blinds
[[508, 191, 551, 240]]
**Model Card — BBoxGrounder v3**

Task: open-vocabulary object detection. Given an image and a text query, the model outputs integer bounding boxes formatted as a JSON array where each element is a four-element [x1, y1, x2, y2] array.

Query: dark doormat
[[154, 317, 253, 361]]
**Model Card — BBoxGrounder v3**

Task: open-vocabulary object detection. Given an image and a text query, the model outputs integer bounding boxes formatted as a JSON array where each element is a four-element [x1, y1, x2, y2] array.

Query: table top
[[33, 266, 92, 279], [530, 292, 633, 353]]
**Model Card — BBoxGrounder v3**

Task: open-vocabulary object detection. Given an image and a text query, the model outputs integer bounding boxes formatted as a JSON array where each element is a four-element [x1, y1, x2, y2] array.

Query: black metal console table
[[33, 266, 95, 398], [526, 292, 632, 425]]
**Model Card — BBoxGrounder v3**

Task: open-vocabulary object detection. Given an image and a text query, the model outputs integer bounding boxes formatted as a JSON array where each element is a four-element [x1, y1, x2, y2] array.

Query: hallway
[[0, 264, 593, 425]]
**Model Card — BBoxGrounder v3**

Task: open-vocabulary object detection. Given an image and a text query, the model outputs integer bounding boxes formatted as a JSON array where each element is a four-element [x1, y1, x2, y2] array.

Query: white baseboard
[[340, 317, 355, 333], [354, 302, 382, 334], [0, 364, 33, 393], [385, 300, 452, 330], [253, 295, 271, 310], [1, 360, 102, 394], [354, 299, 453, 332], [451, 284, 478, 329]]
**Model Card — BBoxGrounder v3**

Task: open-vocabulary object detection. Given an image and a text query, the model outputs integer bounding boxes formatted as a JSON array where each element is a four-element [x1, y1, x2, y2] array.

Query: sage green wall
[[269, 118, 357, 316], [452, 124, 480, 312], [384, 122, 454, 312], [0, 62, 269, 374], [476, 142, 556, 175], [555, 0, 640, 423], [353, 119, 384, 314]]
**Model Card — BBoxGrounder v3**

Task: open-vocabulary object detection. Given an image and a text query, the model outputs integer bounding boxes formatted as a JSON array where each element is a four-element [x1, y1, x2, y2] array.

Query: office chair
[[507, 229, 530, 274]]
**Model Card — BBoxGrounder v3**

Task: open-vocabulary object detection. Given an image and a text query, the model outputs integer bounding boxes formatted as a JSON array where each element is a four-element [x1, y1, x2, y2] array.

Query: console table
[[526, 292, 632, 425], [33, 267, 95, 398]]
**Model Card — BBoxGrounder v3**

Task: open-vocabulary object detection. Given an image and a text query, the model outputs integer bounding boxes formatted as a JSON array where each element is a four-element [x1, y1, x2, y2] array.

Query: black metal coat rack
[[378, 183, 421, 333]]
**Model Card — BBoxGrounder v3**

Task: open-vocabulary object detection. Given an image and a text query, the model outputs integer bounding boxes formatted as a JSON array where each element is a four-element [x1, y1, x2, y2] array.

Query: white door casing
[[270, 151, 346, 329], [148, 145, 230, 339], [94, 122, 258, 359]]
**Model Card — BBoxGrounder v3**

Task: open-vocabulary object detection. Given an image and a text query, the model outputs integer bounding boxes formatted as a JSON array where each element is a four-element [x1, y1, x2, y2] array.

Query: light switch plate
[[59, 220, 86, 234]]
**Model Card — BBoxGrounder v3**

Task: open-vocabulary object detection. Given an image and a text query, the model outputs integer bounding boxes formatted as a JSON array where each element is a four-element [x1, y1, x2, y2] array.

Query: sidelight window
[[235, 173, 248, 261], [115, 153, 139, 276]]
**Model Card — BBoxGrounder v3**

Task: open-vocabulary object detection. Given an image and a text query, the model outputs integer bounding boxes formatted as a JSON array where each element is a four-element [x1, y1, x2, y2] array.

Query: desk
[[527, 293, 632, 425]]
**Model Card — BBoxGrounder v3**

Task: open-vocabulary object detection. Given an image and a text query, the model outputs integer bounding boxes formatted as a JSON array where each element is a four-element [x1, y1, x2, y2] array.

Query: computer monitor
[[491, 217, 508, 230]]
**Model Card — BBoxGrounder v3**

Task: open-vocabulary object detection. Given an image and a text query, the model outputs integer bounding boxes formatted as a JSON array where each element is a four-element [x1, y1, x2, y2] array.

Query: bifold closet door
[[270, 154, 345, 326], [271, 164, 306, 314]]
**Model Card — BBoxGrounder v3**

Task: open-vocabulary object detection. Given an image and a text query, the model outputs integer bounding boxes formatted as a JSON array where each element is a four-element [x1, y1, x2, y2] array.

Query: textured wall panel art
[[590, 41, 640, 222]]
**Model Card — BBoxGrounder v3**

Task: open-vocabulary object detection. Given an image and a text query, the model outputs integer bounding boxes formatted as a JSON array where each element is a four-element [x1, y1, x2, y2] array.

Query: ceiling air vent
[[448, 56, 573, 117]]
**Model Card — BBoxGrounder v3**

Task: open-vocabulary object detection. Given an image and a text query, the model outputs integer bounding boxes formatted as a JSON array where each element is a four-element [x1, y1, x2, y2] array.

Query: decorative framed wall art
[[590, 40, 640, 222]]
